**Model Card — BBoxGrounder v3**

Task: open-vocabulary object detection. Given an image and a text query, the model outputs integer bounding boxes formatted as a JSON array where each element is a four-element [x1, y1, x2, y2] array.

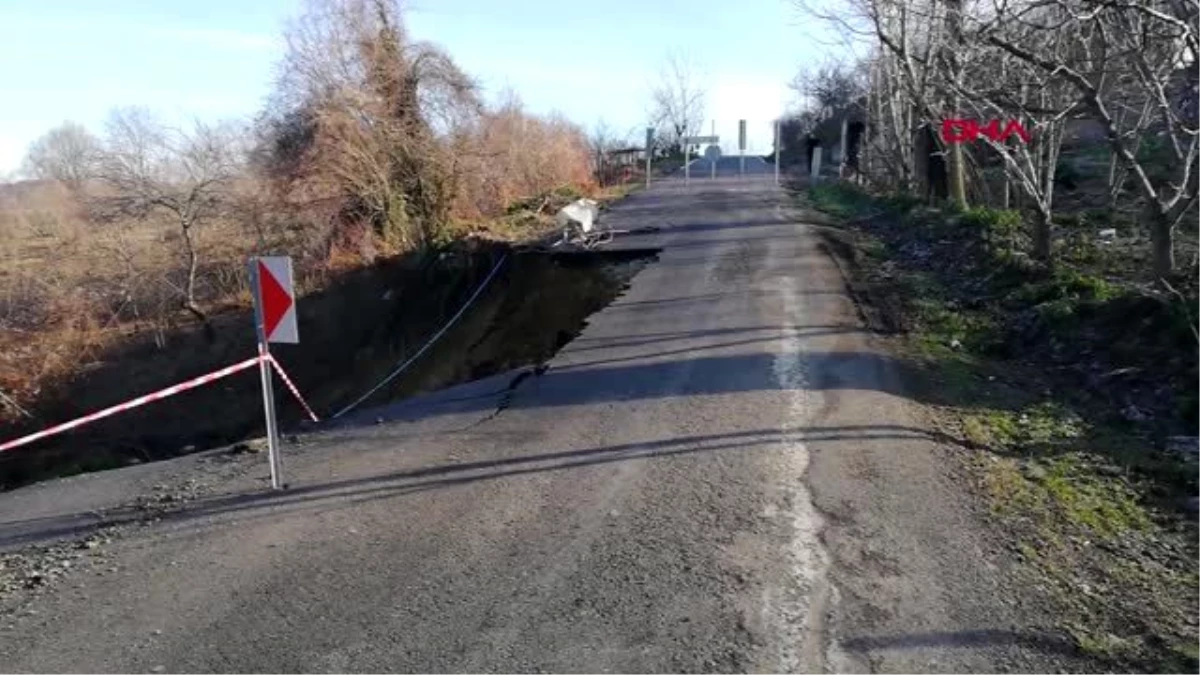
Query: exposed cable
[[330, 254, 509, 420]]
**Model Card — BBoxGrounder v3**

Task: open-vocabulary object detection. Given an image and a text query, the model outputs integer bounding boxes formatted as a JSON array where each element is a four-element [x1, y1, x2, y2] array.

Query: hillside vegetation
[[0, 0, 605, 439]]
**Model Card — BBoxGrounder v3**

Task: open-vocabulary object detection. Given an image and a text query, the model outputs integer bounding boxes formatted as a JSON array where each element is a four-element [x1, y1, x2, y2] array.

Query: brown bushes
[[258, 1, 593, 254], [0, 0, 597, 433], [452, 94, 596, 221]]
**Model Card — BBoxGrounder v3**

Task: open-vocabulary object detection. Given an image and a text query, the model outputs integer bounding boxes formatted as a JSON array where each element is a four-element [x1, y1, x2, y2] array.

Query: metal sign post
[[774, 119, 781, 186], [258, 338, 283, 489], [711, 121, 717, 180], [645, 127, 654, 189], [738, 120, 747, 177], [684, 137, 690, 185], [249, 260, 282, 490], [249, 256, 299, 491], [681, 135, 719, 187]]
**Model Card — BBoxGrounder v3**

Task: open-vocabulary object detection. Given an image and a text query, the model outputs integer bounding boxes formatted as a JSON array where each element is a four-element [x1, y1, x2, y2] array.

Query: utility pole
[[684, 137, 690, 186], [645, 127, 654, 189], [711, 120, 716, 180], [774, 119, 781, 186], [738, 119, 746, 176]]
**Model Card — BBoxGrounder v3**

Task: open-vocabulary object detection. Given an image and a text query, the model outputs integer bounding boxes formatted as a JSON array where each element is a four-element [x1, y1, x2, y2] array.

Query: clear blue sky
[[0, 0, 838, 175]]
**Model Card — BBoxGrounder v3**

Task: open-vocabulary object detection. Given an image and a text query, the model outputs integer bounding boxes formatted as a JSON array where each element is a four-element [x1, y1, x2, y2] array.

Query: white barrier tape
[[0, 356, 264, 454], [267, 355, 319, 423]]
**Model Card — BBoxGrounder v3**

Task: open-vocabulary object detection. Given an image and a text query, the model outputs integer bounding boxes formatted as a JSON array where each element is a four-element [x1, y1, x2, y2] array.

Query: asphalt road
[[683, 154, 773, 179], [0, 173, 1083, 672]]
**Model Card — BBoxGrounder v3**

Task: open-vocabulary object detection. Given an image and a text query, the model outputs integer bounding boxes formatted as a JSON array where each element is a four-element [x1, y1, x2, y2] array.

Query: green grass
[[1012, 269, 1118, 306], [807, 183, 875, 219], [1171, 638, 1200, 662], [859, 237, 887, 260], [1044, 455, 1151, 536], [963, 401, 1087, 452], [966, 401, 1153, 539], [963, 411, 1019, 447], [802, 175, 1198, 675], [1069, 627, 1135, 662], [982, 452, 1151, 539]]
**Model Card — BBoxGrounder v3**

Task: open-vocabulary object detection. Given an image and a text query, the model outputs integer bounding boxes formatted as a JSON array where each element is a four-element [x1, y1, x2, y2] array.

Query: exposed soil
[[0, 240, 658, 491]]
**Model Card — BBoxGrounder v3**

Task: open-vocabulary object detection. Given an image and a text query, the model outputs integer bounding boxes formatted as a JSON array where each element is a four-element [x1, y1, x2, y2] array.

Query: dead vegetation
[[0, 0, 624, 447]]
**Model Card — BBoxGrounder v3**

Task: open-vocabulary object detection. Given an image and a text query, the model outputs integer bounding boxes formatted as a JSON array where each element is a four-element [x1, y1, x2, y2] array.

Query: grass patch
[[961, 402, 1084, 451], [1040, 456, 1151, 536], [797, 180, 1198, 672], [980, 452, 1149, 540], [1171, 638, 1200, 662], [1068, 627, 1135, 662], [808, 183, 875, 219], [1011, 269, 1118, 306]]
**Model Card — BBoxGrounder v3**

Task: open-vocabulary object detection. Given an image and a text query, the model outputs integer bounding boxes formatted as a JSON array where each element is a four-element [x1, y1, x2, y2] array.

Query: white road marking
[[764, 200, 851, 672]]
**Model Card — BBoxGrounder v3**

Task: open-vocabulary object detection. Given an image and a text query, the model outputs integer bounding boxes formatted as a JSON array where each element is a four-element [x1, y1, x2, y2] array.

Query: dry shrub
[[452, 96, 595, 221], [257, 1, 594, 254], [257, 0, 481, 256], [0, 179, 269, 424], [0, 0, 598, 431]]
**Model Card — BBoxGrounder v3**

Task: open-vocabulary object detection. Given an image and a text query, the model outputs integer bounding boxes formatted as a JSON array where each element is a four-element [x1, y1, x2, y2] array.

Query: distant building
[[594, 147, 647, 186]]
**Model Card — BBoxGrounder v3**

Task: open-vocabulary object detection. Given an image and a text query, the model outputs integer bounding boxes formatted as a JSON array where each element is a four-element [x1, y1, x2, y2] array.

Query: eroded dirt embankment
[[0, 241, 657, 490]]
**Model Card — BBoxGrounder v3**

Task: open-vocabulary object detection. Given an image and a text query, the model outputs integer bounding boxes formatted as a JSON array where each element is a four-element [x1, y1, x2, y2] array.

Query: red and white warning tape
[[267, 355, 319, 423], [0, 356, 265, 454], [0, 351, 325, 455]]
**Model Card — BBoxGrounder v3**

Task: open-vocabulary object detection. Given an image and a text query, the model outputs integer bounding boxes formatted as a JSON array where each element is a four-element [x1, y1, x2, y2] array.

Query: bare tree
[[938, 0, 970, 208], [790, 60, 866, 120], [776, 108, 822, 169], [22, 121, 102, 190], [92, 107, 243, 335], [648, 51, 708, 156], [590, 119, 629, 154], [933, 2, 1083, 261], [798, 0, 962, 198], [863, 50, 918, 190], [588, 119, 616, 185], [589, 119, 638, 185], [981, 0, 1199, 278], [261, 0, 480, 252]]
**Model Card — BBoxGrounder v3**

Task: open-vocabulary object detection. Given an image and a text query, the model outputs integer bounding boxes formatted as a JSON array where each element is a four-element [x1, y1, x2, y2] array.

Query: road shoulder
[[796, 185, 1198, 673]]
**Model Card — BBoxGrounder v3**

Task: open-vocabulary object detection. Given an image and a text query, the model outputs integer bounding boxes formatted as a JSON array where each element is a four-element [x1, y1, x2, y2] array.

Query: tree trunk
[[1107, 149, 1121, 208], [945, 0, 968, 210], [913, 123, 930, 199], [1034, 208, 1052, 263], [179, 220, 215, 342], [1149, 204, 1176, 280], [948, 128, 968, 209]]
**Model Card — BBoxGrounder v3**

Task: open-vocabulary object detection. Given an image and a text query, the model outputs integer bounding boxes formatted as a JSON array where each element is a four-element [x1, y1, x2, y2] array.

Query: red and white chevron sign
[[253, 257, 298, 344]]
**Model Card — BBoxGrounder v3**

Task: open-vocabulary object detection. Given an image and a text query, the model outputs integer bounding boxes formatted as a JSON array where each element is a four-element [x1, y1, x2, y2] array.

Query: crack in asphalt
[[756, 196, 841, 673]]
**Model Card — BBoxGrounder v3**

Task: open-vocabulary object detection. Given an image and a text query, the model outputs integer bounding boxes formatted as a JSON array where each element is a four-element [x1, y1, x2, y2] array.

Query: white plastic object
[[556, 198, 600, 234]]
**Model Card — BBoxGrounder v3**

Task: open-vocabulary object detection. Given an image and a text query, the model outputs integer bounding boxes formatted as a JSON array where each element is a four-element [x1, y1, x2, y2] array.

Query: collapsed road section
[[0, 241, 660, 491]]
